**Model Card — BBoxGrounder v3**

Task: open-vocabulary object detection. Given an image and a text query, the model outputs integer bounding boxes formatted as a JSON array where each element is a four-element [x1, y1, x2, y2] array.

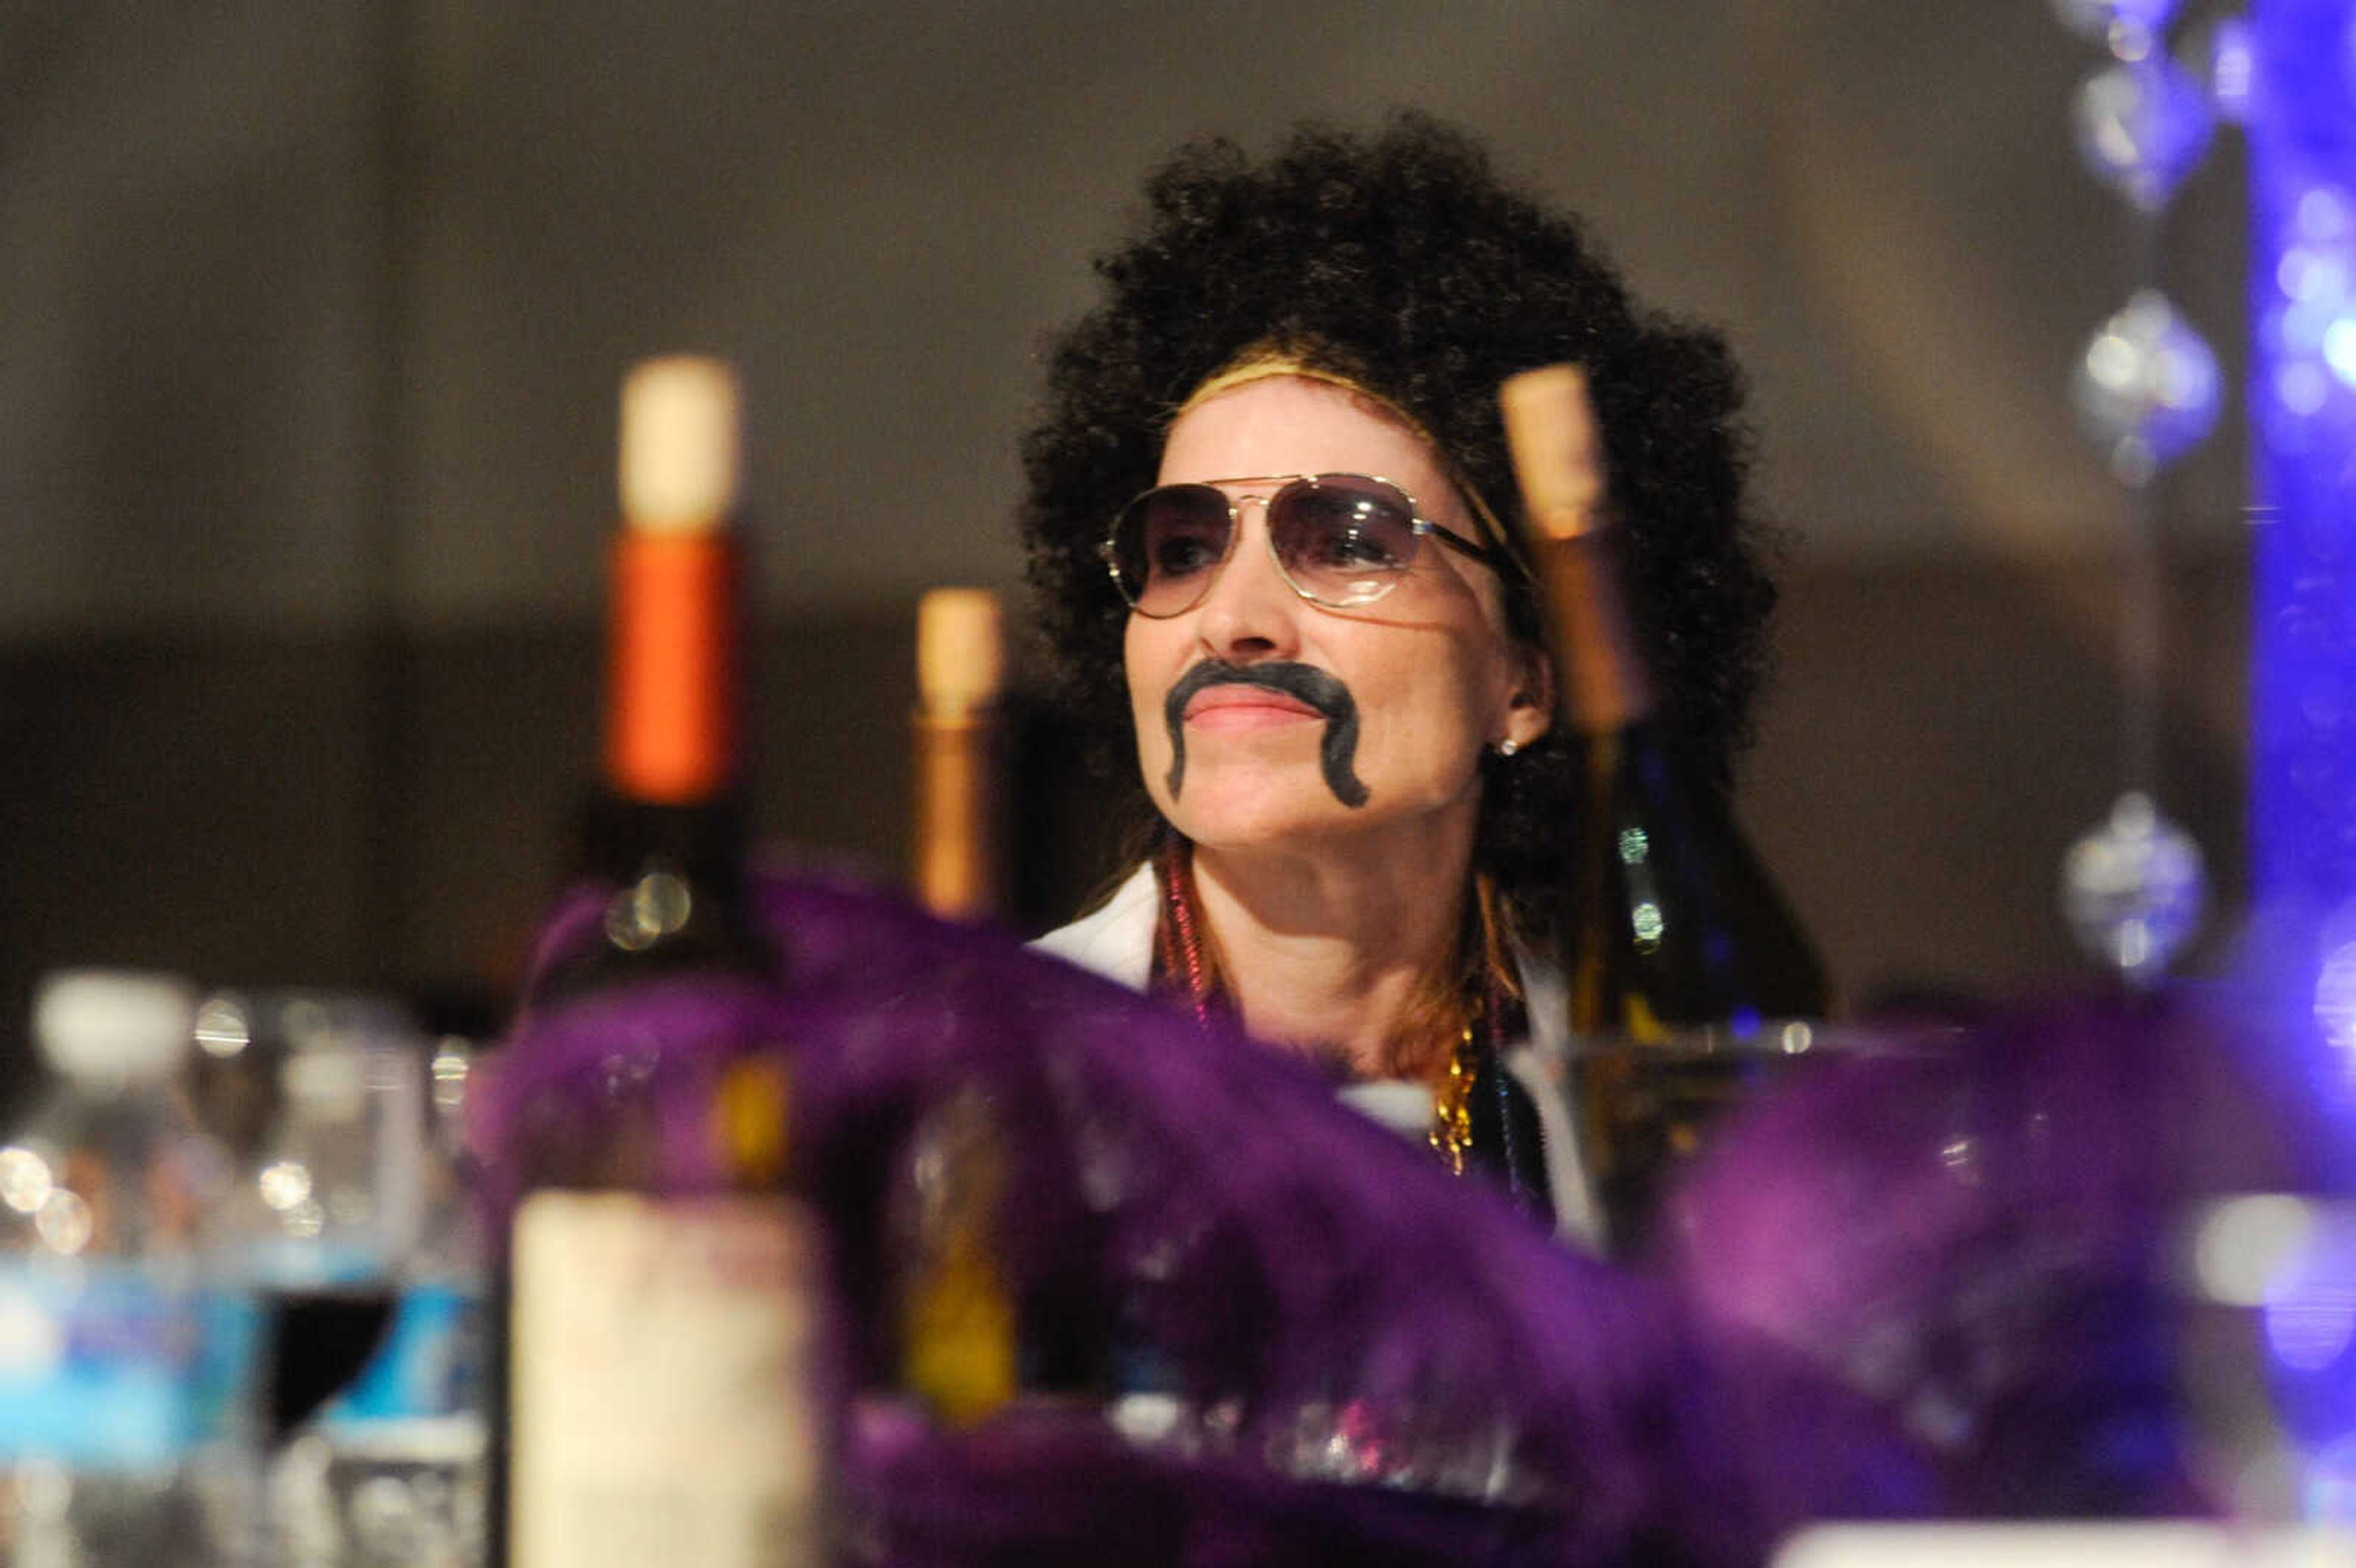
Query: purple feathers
[[480, 874, 2313, 1563]]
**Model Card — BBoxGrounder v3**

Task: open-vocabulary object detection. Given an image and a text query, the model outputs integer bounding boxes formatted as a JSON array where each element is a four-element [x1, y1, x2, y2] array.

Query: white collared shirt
[[1031, 863, 1600, 1247]]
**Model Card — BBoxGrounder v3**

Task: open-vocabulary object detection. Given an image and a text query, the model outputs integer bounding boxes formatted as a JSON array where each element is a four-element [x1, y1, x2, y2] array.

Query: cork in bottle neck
[[1498, 365, 1653, 734]]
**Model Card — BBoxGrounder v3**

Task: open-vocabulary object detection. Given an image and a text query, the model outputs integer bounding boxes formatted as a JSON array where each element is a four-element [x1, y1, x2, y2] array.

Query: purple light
[[2213, 19, 2258, 121], [2074, 56, 2216, 210], [2250, 1, 2356, 946], [2052, 0, 2187, 56]]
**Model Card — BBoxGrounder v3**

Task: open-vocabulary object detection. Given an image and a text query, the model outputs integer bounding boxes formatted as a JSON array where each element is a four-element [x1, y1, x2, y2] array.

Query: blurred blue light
[[2252, 1, 2356, 936], [2285, 297, 2340, 353], [2281, 361, 2331, 416], [2300, 188, 2352, 239], [2243, 1203, 2356, 1469], [2212, 19, 2257, 120], [2279, 248, 2349, 304], [2307, 1435, 2356, 1521], [2326, 319, 2356, 385], [2266, 1277, 2356, 1372], [2073, 56, 2215, 209]]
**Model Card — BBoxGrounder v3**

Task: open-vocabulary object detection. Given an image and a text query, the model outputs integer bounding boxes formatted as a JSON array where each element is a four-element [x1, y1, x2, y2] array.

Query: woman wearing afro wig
[[1026, 115, 1782, 1240]]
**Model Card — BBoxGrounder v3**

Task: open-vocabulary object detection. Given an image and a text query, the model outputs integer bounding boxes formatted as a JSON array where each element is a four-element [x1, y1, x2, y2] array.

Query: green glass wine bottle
[[1501, 364, 1830, 1255]]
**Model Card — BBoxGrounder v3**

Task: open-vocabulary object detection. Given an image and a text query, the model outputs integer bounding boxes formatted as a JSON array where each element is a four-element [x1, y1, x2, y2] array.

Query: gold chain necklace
[[1158, 843, 1491, 1178], [1426, 1021, 1478, 1175]]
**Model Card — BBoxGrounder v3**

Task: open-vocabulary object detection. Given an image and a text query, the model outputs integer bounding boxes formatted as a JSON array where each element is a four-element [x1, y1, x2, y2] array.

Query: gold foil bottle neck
[[1499, 364, 1606, 542]]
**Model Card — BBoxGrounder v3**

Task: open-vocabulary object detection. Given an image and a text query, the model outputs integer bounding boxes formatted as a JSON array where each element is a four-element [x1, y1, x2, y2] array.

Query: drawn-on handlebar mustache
[[1161, 660, 1369, 809]]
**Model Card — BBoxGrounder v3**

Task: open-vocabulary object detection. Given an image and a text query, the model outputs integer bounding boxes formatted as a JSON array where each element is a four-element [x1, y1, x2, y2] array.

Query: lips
[[1183, 686, 1323, 729], [1160, 659, 1370, 808]]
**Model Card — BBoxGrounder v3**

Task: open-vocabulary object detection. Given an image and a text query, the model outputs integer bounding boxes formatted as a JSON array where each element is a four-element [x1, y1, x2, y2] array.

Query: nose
[[1191, 497, 1301, 663]]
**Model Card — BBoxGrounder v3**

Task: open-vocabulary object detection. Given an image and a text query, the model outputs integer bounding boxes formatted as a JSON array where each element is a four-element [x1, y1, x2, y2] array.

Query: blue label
[[320, 1280, 483, 1426], [192, 1286, 264, 1442], [0, 1261, 247, 1467]]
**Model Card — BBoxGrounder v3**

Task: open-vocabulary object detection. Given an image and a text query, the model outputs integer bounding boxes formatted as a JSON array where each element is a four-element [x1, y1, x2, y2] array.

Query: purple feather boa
[[478, 872, 2320, 1564], [1663, 993, 2328, 1527]]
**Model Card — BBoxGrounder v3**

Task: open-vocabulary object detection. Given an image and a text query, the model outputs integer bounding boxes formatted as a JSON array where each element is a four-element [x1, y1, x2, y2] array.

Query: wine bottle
[[496, 358, 830, 1568], [1499, 364, 1829, 1254], [905, 591, 1103, 1418], [890, 1082, 1018, 1425], [910, 587, 1006, 921], [527, 355, 774, 1005]]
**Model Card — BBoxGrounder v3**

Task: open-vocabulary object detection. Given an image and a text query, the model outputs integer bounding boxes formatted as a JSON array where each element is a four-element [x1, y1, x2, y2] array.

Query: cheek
[[1360, 645, 1511, 762], [1352, 701, 1483, 800], [1123, 625, 1177, 761]]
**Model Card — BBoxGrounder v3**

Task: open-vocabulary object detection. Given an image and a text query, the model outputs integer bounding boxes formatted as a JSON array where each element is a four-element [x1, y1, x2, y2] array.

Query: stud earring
[[1495, 737, 1520, 758]]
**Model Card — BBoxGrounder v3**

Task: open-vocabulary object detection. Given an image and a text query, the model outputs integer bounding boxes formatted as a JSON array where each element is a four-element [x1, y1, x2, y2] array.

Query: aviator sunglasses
[[1101, 472, 1519, 618]]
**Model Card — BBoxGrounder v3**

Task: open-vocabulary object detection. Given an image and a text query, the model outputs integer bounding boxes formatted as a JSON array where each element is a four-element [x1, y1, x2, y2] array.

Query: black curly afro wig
[[1019, 114, 1780, 934]]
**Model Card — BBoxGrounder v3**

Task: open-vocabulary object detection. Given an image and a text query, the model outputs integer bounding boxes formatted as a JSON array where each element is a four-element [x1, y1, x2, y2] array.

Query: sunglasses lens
[[1111, 485, 1233, 615], [1269, 477, 1421, 607]]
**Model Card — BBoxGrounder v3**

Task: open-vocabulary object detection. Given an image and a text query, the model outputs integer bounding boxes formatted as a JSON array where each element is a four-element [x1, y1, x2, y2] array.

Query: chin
[[1176, 788, 1446, 856], [1172, 771, 1490, 862], [1181, 814, 1358, 856], [1159, 775, 1347, 850]]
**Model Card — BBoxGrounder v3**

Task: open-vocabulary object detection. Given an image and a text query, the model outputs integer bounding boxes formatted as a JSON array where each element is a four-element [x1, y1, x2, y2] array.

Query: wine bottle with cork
[[898, 588, 1045, 1424], [529, 355, 774, 1006], [493, 358, 832, 1568], [910, 587, 1006, 923], [1499, 364, 1829, 1256]]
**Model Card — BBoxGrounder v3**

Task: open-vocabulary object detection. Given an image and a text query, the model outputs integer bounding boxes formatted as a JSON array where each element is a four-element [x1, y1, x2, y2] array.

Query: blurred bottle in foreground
[[889, 1082, 1018, 1428], [494, 356, 833, 1568], [899, 586, 1032, 1431], [223, 994, 423, 1442], [0, 970, 255, 1568], [1499, 366, 1830, 1255], [260, 1010, 483, 1568], [910, 588, 1006, 923], [526, 355, 774, 1009]]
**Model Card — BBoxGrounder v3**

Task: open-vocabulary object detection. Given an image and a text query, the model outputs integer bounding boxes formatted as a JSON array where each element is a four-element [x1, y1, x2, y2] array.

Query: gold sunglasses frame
[[1099, 472, 1519, 618]]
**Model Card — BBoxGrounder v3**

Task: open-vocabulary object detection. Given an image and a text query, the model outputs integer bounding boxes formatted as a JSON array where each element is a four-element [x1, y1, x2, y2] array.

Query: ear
[[1501, 645, 1556, 750]]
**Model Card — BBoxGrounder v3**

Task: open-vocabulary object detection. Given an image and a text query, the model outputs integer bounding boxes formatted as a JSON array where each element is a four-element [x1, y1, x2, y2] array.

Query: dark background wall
[[0, 3, 2254, 1090]]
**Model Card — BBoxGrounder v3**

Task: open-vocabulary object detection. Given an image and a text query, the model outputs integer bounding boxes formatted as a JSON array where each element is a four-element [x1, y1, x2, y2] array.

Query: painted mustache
[[1161, 661, 1369, 809]]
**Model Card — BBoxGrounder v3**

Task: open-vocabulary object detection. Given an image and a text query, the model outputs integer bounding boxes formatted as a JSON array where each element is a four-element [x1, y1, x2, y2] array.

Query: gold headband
[[1174, 348, 1517, 556]]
